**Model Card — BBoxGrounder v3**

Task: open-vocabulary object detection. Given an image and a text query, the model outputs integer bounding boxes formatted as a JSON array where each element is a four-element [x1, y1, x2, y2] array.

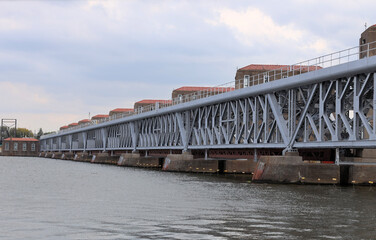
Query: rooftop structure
[[60, 125, 68, 130], [91, 114, 109, 124], [134, 99, 172, 113], [91, 114, 109, 120], [172, 86, 235, 100], [109, 108, 133, 116], [235, 64, 322, 89]]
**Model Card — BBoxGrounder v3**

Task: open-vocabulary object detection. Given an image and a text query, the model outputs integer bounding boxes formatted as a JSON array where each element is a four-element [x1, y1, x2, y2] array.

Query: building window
[[22, 143, 27, 151], [4, 142, 9, 151], [178, 94, 183, 102], [362, 39, 366, 44], [244, 75, 250, 87], [14, 142, 18, 151], [263, 73, 269, 83], [31, 143, 36, 152]]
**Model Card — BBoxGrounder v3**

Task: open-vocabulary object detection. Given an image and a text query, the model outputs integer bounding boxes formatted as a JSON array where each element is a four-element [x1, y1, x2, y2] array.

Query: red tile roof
[[4, 137, 38, 142], [109, 108, 133, 113], [174, 86, 235, 92], [91, 114, 109, 119], [60, 126, 69, 130], [78, 119, 91, 124], [68, 123, 78, 126], [135, 99, 172, 104], [239, 64, 321, 72]]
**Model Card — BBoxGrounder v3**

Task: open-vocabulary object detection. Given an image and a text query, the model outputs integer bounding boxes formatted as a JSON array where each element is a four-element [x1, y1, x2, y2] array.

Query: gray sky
[[0, 0, 374, 132]]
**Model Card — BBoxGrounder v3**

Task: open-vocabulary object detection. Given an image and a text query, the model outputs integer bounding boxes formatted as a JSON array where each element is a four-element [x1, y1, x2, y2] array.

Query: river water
[[0, 156, 375, 240]]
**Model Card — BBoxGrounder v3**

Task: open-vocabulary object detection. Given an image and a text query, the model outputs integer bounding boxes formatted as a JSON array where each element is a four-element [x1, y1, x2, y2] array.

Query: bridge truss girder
[[40, 60, 376, 153]]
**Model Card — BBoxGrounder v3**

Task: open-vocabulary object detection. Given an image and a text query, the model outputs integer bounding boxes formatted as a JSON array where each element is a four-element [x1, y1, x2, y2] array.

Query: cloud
[[210, 7, 331, 54], [215, 8, 302, 45], [0, 81, 51, 113], [0, 18, 25, 31], [1, 0, 376, 132]]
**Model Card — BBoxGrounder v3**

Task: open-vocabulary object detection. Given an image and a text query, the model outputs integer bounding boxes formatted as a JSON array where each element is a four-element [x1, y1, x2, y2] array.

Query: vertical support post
[[205, 149, 208, 160], [83, 132, 87, 152], [68, 134, 72, 152], [335, 148, 340, 165], [176, 112, 188, 151], [130, 122, 138, 152], [58, 137, 61, 151], [335, 80, 342, 140], [101, 128, 107, 152], [253, 148, 258, 162], [353, 76, 359, 140], [319, 83, 323, 142], [373, 73, 376, 136]]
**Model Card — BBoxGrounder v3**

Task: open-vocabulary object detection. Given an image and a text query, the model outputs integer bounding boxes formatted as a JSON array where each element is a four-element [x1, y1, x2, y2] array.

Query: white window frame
[[22, 143, 27, 151], [31, 143, 36, 152], [4, 142, 9, 151], [243, 75, 250, 87], [263, 73, 269, 83], [14, 142, 18, 151]]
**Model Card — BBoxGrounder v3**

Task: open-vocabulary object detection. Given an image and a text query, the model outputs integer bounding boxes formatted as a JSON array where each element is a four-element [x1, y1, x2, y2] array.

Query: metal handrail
[[43, 40, 376, 138]]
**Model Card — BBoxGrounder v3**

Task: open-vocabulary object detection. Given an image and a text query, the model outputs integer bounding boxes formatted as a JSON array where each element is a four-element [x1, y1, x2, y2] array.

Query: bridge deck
[[40, 56, 376, 153]]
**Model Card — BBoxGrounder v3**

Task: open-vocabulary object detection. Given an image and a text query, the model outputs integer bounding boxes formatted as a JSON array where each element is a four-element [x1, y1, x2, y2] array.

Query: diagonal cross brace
[[287, 84, 318, 149], [266, 93, 289, 145]]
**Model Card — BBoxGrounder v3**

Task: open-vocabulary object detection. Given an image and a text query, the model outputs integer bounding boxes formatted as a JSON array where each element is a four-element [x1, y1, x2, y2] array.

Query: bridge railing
[[50, 40, 376, 137]]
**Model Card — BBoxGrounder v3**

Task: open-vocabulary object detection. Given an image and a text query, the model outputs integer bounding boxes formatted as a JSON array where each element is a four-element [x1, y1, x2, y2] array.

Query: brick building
[[171, 86, 235, 102], [134, 99, 172, 113], [60, 125, 68, 131], [67, 122, 78, 130], [109, 108, 133, 119], [360, 24, 376, 58], [91, 114, 109, 124], [235, 64, 320, 89], [1, 138, 39, 156], [78, 119, 91, 127]]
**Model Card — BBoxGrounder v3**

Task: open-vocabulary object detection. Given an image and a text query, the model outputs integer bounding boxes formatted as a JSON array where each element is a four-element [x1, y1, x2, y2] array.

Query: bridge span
[[40, 56, 376, 155], [38, 42, 376, 185]]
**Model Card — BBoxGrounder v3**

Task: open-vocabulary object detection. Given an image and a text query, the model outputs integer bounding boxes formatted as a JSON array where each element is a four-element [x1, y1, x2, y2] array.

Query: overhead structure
[[0, 118, 17, 145], [40, 42, 376, 156]]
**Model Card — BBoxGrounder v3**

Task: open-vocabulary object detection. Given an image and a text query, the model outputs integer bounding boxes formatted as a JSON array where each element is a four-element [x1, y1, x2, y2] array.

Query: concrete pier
[[51, 152, 62, 159], [252, 152, 340, 184], [163, 153, 218, 173], [224, 159, 257, 174], [91, 152, 119, 165], [118, 153, 161, 168], [344, 154, 376, 185], [61, 152, 75, 160], [74, 152, 91, 162], [39, 149, 375, 186]]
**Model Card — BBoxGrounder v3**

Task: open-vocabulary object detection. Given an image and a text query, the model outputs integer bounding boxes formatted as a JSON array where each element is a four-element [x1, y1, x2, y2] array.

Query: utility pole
[[1, 119, 17, 145]]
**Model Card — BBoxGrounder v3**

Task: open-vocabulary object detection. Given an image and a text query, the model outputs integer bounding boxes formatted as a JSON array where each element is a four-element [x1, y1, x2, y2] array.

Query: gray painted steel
[[40, 57, 376, 152]]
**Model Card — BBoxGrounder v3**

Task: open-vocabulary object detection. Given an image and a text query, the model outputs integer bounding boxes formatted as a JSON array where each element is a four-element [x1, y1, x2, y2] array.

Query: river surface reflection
[[0, 156, 375, 239]]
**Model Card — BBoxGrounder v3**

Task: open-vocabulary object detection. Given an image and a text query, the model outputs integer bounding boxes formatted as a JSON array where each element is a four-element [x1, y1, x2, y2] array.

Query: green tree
[[9, 128, 34, 138], [36, 128, 43, 139]]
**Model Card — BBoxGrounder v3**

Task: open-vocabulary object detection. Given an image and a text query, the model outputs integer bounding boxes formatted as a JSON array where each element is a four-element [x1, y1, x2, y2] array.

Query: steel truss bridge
[[40, 56, 376, 156]]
